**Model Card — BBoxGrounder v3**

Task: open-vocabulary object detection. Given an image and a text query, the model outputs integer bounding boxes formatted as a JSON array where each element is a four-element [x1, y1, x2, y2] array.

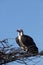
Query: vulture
[[15, 29, 38, 54]]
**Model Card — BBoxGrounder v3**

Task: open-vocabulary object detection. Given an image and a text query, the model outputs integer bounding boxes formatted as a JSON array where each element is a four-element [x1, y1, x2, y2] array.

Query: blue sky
[[0, 0, 43, 65]]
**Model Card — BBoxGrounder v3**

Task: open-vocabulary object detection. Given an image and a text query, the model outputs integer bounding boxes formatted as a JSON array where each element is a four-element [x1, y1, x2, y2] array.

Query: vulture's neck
[[18, 32, 23, 40]]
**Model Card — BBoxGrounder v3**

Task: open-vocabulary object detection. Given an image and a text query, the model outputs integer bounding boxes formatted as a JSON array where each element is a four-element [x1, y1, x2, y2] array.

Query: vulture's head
[[17, 29, 24, 36]]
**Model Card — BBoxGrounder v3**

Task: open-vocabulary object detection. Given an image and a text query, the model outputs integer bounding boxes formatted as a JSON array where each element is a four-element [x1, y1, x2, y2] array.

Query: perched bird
[[15, 29, 38, 54]]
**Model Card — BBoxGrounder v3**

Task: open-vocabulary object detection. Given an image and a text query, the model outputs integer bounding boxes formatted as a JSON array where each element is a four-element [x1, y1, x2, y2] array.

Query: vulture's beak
[[17, 29, 20, 32]]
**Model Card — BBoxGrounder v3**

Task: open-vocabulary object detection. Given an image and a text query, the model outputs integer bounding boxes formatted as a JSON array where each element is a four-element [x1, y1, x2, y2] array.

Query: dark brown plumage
[[16, 29, 38, 54]]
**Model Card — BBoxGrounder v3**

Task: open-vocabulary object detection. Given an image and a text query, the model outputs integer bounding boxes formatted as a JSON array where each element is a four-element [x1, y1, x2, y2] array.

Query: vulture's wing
[[21, 35, 36, 47]]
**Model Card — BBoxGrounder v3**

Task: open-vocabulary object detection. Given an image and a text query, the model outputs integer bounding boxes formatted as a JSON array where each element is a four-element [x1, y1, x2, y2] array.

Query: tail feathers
[[28, 45, 38, 54]]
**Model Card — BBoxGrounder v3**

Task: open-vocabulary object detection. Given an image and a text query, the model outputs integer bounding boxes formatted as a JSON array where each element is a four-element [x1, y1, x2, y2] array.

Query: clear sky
[[0, 0, 43, 65]]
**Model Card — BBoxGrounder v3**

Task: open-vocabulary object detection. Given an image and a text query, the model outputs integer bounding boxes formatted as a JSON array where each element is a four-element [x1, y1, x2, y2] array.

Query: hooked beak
[[17, 29, 23, 33], [17, 29, 20, 32]]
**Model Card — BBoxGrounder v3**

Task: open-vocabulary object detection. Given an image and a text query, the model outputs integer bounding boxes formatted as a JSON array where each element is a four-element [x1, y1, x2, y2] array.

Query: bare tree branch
[[0, 38, 43, 65]]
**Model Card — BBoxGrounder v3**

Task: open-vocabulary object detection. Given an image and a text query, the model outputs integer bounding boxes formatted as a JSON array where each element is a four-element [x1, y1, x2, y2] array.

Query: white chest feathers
[[18, 32, 23, 40], [18, 35, 21, 40]]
